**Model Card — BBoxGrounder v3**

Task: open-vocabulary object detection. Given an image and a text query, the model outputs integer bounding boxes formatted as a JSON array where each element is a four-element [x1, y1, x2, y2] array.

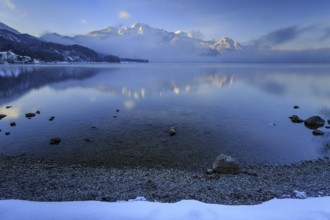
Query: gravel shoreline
[[1, 155, 330, 205]]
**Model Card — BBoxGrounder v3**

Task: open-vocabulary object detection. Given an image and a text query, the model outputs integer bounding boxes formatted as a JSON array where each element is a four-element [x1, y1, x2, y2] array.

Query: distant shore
[[0, 155, 329, 205]]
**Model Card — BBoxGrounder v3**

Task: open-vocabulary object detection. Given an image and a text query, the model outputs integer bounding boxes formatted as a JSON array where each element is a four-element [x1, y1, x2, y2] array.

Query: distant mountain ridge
[[40, 23, 243, 60], [0, 22, 148, 63]]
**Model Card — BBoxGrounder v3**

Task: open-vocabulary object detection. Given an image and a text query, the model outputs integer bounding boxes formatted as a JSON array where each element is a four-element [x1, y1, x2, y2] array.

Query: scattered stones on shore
[[49, 137, 61, 145], [49, 116, 55, 121], [304, 116, 325, 129], [1, 156, 330, 205], [169, 128, 176, 136], [212, 154, 240, 174], [312, 130, 324, 136], [206, 168, 214, 174], [289, 115, 304, 123], [0, 114, 6, 120], [293, 105, 300, 109], [10, 122, 16, 127], [25, 113, 36, 119]]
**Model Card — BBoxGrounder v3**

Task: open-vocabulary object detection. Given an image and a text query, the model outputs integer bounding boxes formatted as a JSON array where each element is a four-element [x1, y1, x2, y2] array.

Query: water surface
[[0, 63, 330, 169]]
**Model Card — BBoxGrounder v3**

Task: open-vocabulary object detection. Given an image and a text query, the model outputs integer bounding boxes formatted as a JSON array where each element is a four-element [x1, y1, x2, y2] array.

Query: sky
[[1, 0, 330, 50]]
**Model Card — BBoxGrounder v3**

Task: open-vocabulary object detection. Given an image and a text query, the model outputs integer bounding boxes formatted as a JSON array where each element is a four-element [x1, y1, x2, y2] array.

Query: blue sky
[[1, 0, 330, 49]]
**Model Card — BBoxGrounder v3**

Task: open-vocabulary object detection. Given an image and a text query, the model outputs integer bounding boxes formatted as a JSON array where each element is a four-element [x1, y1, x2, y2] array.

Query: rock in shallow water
[[289, 115, 304, 123], [312, 130, 324, 136], [50, 137, 61, 145], [0, 114, 7, 120], [304, 116, 325, 129], [169, 128, 176, 136], [25, 113, 36, 119], [212, 154, 240, 174]]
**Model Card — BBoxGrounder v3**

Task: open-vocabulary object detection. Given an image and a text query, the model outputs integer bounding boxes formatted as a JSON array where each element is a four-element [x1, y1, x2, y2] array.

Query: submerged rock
[[326, 126, 330, 129], [25, 113, 36, 119], [5, 132, 10, 136], [289, 115, 304, 123], [36, 110, 40, 114], [0, 114, 6, 120], [169, 128, 176, 136], [50, 137, 61, 145], [304, 116, 325, 129], [293, 105, 300, 109], [49, 116, 55, 121], [328, 120, 330, 125], [212, 154, 240, 174], [312, 130, 324, 136], [6, 106, 12, 109], [10, 122, 16, 127]]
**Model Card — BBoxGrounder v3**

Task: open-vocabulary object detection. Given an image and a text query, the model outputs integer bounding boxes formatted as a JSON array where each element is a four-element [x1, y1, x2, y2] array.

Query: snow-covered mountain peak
[[213, 37, 242, 51], [0, 22, 21, 35], [87, 26, 119, 37]]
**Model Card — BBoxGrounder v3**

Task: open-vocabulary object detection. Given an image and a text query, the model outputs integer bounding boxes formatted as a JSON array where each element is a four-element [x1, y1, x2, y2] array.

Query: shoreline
[[1, 155, 330, 205]]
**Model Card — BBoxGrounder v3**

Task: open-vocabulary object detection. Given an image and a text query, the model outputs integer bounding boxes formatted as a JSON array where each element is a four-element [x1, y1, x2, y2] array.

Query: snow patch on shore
[[1, 197, 330, 220]]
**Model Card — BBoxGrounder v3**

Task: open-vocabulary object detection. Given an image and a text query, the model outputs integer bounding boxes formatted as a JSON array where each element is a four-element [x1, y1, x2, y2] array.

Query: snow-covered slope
[[40, 23, 243, 60], [1, 197, 330, 220]]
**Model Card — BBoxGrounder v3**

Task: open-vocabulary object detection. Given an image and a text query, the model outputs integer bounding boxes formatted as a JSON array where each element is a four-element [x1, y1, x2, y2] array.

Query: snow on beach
[[1, 197, 330, 220]]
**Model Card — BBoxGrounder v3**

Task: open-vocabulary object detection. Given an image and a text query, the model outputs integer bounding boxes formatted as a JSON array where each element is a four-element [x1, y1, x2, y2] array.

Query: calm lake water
[[0, 63, 330, 169]]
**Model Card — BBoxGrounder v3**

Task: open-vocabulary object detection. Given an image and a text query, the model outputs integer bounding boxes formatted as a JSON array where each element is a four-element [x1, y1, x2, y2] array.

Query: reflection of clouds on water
[[94, 73, 235, 100], [0, 105, 21, 119], [247, 72, 330, 108]]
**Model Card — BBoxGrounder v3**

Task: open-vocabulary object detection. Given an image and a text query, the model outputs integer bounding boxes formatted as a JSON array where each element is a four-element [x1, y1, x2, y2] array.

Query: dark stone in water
[[36, 110, 40, 114], [304, 116, 325, 130], [25, 113, 36, 118], [328, 120, 330, 125], [50, 137, 61, 145], [289, 115, 304, 123], [169, 128, 176, 136], [116, 109, 120, 112], [6, 106, 12, 109], [10, 122, 16, 127], [326, 126, 330, 129], [49, 116, 55, 121], [0, 114, 6, 120], [5, 132, 10, 136], [84, 138, 91, 142], [312, 130, 324, 136], [113, 116, 117, 118], [293, 105, 300, 109]]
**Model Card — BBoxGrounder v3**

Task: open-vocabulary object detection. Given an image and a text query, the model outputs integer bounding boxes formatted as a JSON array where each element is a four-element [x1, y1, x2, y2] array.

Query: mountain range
[[40, 23, 242, 60], [3, 21, 327, 63]]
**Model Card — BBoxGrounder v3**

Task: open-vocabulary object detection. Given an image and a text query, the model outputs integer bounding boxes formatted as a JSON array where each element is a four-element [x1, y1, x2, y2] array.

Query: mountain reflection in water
[[0, 63, 329, 169]]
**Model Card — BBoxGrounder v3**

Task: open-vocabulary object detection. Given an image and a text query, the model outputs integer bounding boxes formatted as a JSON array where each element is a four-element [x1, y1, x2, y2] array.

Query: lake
[[0, 63, 330, 169]]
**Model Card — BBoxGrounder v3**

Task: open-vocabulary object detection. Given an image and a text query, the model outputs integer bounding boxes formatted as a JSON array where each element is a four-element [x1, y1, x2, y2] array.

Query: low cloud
[[80, 18, 87, 24], [253, 26, 301, 46], [320, 27, 330, 41], [3, 0, 16, 10], [118, 11, 131, 19]]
